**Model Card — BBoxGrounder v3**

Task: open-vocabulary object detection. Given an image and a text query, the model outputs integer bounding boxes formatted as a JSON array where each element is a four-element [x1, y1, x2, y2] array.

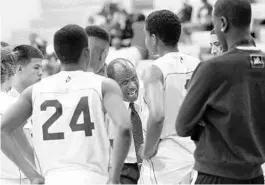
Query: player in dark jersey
[[176, 0, 265, 183]]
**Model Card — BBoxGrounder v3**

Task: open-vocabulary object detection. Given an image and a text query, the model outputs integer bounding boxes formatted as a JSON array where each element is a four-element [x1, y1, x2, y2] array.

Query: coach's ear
[[220, 16, 229, 33]]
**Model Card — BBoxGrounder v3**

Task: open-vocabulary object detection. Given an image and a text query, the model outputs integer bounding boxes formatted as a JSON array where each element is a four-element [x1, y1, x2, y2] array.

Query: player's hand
[[30, 175, 45, 184]]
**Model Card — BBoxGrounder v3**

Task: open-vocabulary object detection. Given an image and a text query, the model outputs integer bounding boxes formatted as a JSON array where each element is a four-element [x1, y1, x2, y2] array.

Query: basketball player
[[1, 24, 132, 184], [0, 48, 34, 185], [139, 10, 199, 184], [176, 0, 265, 183], [9, 45, 43, 97], [8, 45, 44, 168], [85, 25, 110, 76], [210, 29, 223, 56]]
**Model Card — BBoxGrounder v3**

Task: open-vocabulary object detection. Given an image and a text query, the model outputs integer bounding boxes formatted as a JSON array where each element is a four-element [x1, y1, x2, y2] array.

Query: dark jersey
[[177, 45, 265, 179]]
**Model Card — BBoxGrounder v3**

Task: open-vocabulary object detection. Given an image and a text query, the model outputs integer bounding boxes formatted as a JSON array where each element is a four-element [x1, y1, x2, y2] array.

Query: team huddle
[[1, 0, 265, 184]]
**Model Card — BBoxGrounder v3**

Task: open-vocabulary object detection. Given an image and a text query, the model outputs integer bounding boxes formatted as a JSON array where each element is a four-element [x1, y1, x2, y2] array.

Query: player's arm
[[13, 125, 35, 167], [176, 61, 216, 137], [1, 86, 43, 182], [102, 78, 132, 184], [141, 65, 165, 159]]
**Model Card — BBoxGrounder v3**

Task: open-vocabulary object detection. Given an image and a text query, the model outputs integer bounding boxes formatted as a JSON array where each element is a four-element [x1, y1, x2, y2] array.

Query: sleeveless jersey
[[31, 71, 110, 177], [0, 92, 21, 179], [153, 52, 200, 138]]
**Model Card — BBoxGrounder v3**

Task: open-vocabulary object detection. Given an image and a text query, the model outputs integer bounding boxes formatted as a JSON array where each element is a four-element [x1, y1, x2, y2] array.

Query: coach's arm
[[176, 61, 215, 137]]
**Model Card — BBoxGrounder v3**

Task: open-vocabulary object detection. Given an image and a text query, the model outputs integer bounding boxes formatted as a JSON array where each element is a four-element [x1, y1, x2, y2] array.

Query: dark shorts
[[195, 172, 264, 184]]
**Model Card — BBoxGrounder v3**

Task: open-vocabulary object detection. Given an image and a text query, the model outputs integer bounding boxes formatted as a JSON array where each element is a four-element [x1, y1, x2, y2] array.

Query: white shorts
[[0, 178, 29, 185], [45, 168, 108, 185], [138, 137, 195, 184]]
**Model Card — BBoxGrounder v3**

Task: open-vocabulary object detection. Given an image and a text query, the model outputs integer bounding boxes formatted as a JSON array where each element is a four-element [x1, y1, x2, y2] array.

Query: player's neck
[[60, 63, 86, 72], [157, 45, 179, 57], [12, 83, 25, 94], [227, 29, 253, 50]]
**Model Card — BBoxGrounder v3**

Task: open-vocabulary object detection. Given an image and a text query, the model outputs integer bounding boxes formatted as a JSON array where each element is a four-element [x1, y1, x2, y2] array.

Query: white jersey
[[31, 71, 110, 182], [0, 92, 21, 179], [153, 52, 200, 138], [139, 52, 199, 184]]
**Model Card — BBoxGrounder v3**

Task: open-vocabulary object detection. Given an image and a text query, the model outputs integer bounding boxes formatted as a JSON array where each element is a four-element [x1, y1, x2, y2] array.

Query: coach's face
[[212, 9, 228, 53], [115, 66, 139, 103], [20, 58, 43, 87]]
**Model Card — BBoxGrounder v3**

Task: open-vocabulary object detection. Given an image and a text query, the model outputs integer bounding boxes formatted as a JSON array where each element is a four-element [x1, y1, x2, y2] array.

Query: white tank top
[[153, 52, 200, 138], [31, 71, 110, 177], [0, 92, 21, 179]]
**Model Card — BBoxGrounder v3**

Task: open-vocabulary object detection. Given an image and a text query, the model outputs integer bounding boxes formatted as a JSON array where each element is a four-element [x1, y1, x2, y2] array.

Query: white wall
[[0, 0, 41, 41]]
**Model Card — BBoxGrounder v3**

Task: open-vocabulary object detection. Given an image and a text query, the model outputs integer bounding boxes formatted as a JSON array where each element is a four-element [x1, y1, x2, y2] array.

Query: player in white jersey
[[1, 24, 132, 185], [1, 47, 40, 185], [138, 10, 199, 184]]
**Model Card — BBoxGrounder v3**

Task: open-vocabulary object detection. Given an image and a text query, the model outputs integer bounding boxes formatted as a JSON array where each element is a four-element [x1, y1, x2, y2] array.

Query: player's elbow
[[119, 118, 132, 136], [175, 120, 193, 137], [176, 128, 191, 137], [150, 108, 165, 124], [1, 124, 13, 136]]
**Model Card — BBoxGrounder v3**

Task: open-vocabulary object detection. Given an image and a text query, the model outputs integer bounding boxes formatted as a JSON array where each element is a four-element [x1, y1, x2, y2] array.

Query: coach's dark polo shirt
[[176, 42, 265, 179]]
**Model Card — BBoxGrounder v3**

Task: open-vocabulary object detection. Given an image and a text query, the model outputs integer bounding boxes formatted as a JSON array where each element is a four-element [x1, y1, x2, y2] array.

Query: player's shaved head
[[85, 26, 110, 74], [107, 58, 134, 79], [85, 26, 110, 43], [214, 0, 251, 29]]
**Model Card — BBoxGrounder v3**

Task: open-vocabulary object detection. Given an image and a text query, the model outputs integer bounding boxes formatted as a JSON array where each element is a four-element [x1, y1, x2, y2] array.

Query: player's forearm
[[110, 128, 132, 182], [1, 130, 39, 180], [13, 128, 36, 166], [143, 116, 164, 159]]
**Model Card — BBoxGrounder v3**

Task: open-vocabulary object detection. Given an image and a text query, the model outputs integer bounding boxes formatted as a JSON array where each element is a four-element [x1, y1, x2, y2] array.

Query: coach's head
[[212, 0, 252, 52], [107, 58, 139, 103]]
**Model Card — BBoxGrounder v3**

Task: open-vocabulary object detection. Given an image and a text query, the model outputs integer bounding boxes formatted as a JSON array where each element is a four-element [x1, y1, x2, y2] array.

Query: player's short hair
[[1, 48, 16, 84], [12, 45, 43, 66], [85, 26, 110, 43], [1, 41, 9, 48], [145, 10, 181, 47], [107, 58, 134, 79], [54, 24, 88, 64], [214, 0, 252, 28], [137, 14, 146, 22]]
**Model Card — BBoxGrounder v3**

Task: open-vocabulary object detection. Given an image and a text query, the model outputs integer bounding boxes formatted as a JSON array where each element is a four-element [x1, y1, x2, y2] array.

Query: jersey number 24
[[40, 96, 94, 141]]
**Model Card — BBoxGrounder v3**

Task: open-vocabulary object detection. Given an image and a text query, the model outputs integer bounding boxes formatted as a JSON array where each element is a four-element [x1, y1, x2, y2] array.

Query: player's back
[[153, 52, 199, 138], [31, 71, 110, 180]]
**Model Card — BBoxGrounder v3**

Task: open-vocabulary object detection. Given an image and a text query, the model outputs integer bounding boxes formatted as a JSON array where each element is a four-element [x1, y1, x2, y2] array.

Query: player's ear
[[220, 16, 228, 33], [151, 34, 157, 46], [17, 65, 23, 73], [100, 49, 108, 62], [82, 47, 90, 62]]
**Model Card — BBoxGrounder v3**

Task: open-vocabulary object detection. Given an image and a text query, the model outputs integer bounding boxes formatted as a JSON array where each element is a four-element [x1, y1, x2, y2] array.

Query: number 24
[[40, 96, 94, 141]]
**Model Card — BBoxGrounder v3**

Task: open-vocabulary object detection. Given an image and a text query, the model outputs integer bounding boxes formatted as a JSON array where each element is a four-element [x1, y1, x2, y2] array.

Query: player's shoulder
[[101, 77, 122, 96], [181, 52, 200, 63], [0, 92, 17, 114]]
